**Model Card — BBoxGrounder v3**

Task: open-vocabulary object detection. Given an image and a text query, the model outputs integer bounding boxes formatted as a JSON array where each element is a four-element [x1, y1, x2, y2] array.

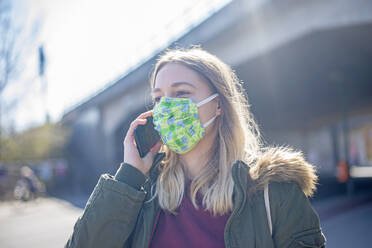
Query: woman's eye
[[176, 91, 190, 97]]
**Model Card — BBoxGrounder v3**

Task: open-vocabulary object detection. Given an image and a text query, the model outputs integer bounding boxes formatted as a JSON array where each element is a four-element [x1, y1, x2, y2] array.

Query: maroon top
[[149, 181, 231, 248]]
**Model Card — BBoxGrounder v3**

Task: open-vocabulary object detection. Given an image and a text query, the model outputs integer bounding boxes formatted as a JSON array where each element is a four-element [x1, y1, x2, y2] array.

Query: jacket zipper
[[147, 208, 162, 248]]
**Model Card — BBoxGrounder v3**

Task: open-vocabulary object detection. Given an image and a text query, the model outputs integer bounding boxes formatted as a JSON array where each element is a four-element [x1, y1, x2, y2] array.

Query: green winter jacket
[[65, 149, 326, 248]]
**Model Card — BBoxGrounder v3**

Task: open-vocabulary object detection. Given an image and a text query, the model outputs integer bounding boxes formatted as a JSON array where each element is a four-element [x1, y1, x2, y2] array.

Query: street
[[0, 197, 83, 248], [312, 192, 372, 248], [0, 192, 371, 248]]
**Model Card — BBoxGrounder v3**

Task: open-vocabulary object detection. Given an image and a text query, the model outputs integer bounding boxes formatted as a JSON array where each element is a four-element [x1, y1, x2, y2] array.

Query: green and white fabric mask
[[152, 93, 219, 154]]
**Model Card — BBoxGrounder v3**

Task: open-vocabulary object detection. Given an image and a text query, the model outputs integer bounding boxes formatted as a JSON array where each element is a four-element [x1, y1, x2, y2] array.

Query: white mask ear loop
[[196, 93, 219, 128], [202, 115, 217, 128], [196, 93, 219, 107]]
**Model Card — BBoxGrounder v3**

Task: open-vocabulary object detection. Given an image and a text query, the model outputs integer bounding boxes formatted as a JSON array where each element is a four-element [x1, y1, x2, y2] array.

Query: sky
[[2, 0, 230, 132]]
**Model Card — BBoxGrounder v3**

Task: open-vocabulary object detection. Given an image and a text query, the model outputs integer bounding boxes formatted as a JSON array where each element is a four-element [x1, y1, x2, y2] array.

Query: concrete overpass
[[62, 0, 372, 192]]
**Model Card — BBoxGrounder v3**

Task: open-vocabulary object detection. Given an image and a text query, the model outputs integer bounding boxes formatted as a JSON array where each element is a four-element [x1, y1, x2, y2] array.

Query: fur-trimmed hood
[[247, 146, 318, 197]]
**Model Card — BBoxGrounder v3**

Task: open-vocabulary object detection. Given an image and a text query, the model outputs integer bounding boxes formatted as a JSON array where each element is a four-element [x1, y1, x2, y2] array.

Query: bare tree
[[0, 0, 17, 95], [0, 0, 39, 159]]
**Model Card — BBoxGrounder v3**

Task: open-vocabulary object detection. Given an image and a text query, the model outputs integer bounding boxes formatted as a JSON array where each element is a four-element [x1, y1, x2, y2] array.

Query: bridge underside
[[235, 22, 372, 132]]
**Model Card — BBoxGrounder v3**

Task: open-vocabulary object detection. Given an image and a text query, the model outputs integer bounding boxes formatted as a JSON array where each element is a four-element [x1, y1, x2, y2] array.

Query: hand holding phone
[[134, 116, 161, 158], [123, 111, 162, 175]]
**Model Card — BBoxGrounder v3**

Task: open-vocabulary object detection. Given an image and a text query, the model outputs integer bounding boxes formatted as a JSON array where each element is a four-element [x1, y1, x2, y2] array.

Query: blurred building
[[61, 0, 372, 193]]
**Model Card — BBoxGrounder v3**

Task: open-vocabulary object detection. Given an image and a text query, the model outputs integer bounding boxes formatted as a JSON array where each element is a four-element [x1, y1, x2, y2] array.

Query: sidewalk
[[0, 197, 84, 248], [311, 191, 372, 248]]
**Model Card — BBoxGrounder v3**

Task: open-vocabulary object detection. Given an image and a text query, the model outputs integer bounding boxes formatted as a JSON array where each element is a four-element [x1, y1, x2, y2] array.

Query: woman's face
[[152, 62, 221, 132]]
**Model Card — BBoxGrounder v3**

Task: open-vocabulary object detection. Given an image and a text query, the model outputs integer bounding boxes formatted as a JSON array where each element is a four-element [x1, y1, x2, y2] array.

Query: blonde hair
[[148, 46, 263, 216]]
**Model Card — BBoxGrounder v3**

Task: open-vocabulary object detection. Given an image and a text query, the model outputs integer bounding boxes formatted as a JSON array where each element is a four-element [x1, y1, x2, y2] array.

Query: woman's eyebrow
[[152, 81, 196, 93], [171, 81, 196, 89]]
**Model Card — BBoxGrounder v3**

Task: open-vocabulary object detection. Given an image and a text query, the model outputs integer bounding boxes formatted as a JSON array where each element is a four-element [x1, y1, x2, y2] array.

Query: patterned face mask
[[152, 93, 219, 154]]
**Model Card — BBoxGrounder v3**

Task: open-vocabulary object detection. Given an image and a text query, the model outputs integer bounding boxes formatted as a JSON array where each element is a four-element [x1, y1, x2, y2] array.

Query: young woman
[[65, 47, 326, 248]]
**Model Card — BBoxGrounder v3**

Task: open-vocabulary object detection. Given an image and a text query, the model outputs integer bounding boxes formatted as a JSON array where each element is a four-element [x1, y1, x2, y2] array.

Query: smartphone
[[134, 116, 161, 158]]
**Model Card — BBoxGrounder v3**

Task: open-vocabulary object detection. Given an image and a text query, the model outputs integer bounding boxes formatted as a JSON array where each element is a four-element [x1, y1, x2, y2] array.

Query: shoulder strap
[[264, 182, 273, 236]]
